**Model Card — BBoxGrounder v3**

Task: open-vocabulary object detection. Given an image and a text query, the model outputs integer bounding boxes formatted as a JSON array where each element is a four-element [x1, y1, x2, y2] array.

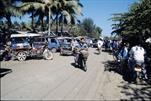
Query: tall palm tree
[[59, 0, 83, 33], [34, 0, 58, 31], [51, 0, 83, 33]]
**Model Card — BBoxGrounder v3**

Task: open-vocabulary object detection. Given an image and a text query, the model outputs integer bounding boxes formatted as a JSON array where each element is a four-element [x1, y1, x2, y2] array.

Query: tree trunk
[[61, 16, 64, 35], [41, 16, 44, 31], [56, 14, 59, 35], [61, 23, 63, 34], [31, 10, 35, 31], [6, 14, 12, 28]]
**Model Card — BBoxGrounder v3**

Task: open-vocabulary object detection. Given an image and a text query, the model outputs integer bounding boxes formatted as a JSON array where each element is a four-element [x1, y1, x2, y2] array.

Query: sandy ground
[[1, 48, 151, 100]]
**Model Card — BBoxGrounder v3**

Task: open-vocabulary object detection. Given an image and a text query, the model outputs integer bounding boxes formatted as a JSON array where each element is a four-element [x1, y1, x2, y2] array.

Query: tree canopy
[[111, 0, 151, 46]]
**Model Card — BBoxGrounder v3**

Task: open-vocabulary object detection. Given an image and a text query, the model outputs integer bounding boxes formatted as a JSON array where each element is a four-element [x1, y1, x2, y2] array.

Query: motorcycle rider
[[128, 43, 148, 80], [74, 37, 89, 70]]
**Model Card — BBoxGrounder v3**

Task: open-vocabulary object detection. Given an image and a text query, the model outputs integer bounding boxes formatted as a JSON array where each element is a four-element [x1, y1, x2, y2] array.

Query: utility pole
[[48, 6, 51, 36], [44, 0, 51, 36]]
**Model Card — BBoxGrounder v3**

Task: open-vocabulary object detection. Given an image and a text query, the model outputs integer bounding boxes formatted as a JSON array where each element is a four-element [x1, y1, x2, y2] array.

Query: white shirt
[[129, 46, 145, 61], [97, 40, 103, 48], [71, 40, 79, 47], [90, 40, 93, 44]]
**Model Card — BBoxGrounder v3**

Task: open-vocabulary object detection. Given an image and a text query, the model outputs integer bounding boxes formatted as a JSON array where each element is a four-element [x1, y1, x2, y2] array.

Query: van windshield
[[11, 37, 29, 44]]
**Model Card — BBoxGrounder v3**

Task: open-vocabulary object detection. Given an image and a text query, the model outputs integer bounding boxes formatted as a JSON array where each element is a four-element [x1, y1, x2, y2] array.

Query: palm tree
[[0, 0, 19, 28], [111, 0, 151, 45], [51, 0, 83, 33], [34, 0, 58, 31], [59, 0, 83, 33], [18, 0, 45, 31]]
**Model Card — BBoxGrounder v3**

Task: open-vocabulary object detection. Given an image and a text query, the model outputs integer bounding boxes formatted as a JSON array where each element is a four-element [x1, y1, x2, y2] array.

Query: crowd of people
[[102, 39, 150, 83], [70, 37, 150, 82], [1, 35, 150, 82]]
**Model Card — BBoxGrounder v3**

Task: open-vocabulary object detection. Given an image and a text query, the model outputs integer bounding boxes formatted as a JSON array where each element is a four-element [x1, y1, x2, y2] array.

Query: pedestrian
[[117, 43, 129, 74], [97, 38, 103, 54]]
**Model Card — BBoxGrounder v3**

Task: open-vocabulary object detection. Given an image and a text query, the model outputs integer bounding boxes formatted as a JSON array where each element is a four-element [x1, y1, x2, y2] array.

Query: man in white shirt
[[129, 45, 145, 62], [97, 39, 103, 54], [128, 44, 148, 79]]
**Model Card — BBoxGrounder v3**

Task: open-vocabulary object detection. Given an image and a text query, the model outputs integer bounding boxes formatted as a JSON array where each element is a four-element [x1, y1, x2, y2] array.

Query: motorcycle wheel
[[97, 48, 101, 54], [136, 71, 141, 84], [82, 59, 87, 71], [17, 51, 27, 61], [43, 49, 53, 60], [51, 48, 57, 53]]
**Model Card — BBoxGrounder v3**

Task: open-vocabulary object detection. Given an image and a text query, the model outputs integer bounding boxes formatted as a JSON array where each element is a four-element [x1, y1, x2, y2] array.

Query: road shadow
[[102, 49, 112, 54], [103, 60, 151, 100], [27, 56, 44, 60], [103, 60, 134, 83], [70, 62, 86, 72], [0, 68, 12, 78], [118, 82, 151, 100], [60, 54, 73, 57], [94, 52, 100, 55], [103, 60, 120, 73], [103, 60, 151, 84]]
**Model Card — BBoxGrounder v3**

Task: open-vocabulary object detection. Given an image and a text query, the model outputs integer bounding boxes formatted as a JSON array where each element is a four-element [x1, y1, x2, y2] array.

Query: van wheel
[[17, 52, 27, 61], [43, 49, 53, 60], [51, 48, 57, 53]]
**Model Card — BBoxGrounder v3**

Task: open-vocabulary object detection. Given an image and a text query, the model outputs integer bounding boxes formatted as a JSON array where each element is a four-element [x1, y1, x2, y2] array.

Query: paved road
[[1, 48, 151, 100]]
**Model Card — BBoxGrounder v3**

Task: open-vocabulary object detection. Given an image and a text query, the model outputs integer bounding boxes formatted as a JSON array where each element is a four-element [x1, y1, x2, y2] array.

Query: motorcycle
[[74, 48, 89, 71], [97, 47, 101, 54], [133, 61, 148, 84], [134, 63, 142, 84]]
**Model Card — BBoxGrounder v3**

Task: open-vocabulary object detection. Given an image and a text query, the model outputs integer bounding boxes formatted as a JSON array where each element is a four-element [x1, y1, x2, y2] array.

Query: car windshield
[[11, 37, 29, 44], [51, 38, 57, 43], [33, 37, 45, 42], [63, 39, 71, 43]]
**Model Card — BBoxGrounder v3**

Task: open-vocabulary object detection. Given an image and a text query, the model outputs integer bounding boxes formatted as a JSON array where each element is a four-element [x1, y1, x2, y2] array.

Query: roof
[[11, 33, 41, 38], [57, 36, 72, 40]]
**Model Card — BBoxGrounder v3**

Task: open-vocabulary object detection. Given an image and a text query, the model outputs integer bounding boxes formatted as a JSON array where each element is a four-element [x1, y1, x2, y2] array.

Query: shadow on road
[[103, 60, 151, 85], [103, 60, 151, 100], [103, 60, 136, 83], [118, 82, 151, 100], [71, 63, 86, 72], [0, 68, 12, 78], [60, 54, 73, 56], [93, 52, 100, 55], [102, 49, 112, 55]]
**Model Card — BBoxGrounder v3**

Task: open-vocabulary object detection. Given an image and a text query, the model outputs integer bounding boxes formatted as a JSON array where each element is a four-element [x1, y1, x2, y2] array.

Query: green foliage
[[0, 0, 102, 39], [0, 0, 20, 28], [111, 0, 151, 45], [69, 18, 102, 38]]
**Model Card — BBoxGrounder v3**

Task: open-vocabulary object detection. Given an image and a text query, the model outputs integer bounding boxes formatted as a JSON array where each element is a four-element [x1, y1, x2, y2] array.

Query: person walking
[[97, 39, 103, 54]]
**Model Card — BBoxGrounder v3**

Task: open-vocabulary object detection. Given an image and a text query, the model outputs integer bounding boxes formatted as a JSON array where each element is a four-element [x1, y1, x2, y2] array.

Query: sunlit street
[[0, 0, 151, 100]]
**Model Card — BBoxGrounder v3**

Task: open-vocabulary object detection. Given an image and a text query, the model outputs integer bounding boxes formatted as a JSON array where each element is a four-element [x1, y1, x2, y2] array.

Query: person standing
[[117, 43, 129, 74], [97, 39, 103, 54]]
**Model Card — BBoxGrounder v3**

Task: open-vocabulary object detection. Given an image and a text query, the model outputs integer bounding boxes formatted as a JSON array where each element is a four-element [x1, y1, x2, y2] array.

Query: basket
[[81, 50, 89, 58]]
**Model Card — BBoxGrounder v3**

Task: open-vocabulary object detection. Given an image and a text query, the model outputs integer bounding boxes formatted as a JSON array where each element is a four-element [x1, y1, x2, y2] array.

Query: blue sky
[[79, 0, 138, 36]]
